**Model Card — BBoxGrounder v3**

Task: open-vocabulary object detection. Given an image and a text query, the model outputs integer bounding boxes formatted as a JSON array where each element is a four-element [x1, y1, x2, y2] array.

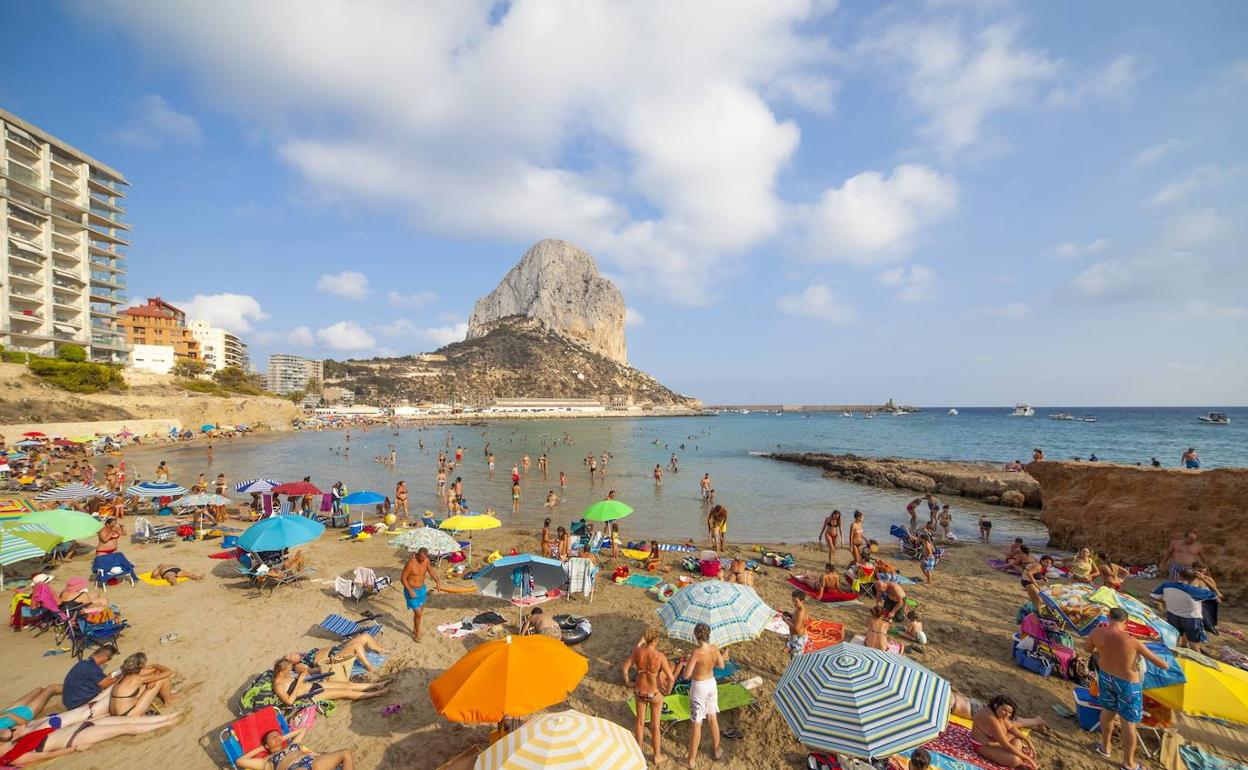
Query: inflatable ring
[[554, 614, 592, 646]]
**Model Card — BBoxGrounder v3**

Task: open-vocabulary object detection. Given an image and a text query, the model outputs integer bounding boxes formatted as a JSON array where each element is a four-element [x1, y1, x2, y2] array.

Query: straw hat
[[32, 573, 53, 585]]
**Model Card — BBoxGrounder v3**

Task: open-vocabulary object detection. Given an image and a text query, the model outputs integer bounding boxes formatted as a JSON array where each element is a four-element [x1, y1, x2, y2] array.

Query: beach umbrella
[[773, 643, 951, 759], [200, 424, 216, 432], [126, 481, 187, 498], [440, 513, 501, 531], [235, 479, 278, 494], [272, 481, 321, 496], [116, 429, 134, 439], [3, 452, 27, 461], [581, 500, 634, 522], [431, 635, 588, 724], [0, 523, 63, 587], [35, 483, 113, 502], [473, 554, 567, 601], [52, 439, 80, 448], [389, 528, 461, 555], [474, 709, 645, 770], [15, 440, 42, 448], [1038, 584, 1178, 649], [175, 493, 231, 508], [14, 509, 102, 541], [1147, 655, 1248, 725], [341, 490, 385, 506], [237, 514, 325, 552], [20, 432, 46, 438], [656, 580, 772, 647]]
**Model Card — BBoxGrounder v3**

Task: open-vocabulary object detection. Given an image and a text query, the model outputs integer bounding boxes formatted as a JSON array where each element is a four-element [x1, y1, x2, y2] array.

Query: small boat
[[1010, 404, 1035, 417], [947, 408, 958, 416], [1049, 412, 1074, 421], [842, 412, 852, 418], [1198, 412, 1231, 425], [890, 409, 907, 416], [864, 412, 873, 419], [1076, 415, 1098, 423]]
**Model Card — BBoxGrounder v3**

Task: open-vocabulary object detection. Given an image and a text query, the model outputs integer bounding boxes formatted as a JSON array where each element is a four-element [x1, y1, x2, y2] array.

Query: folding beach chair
[[334, 567, 392, 603], [131, 516, 177, 545], [250, 565, 313, 597], [91, 552, 138, 589], [219, 706, 294, 769], [67, 612, 129, 660], [317, 613, 383, 639], [628, 683, 756, 736]]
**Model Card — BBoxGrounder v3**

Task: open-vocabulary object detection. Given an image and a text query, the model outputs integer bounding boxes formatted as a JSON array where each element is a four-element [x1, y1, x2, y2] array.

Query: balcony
[[5, 161, 45, 191], [8, 269, 42, 285], [6, 230, 42, 249], [88, 286, 127, 304], [88, 192, 126, 213], [50, 152, 78, 171], [89, 271, 123, 286], [89, 207, 129, 228], [91, 333, 127, 349], [9, 287, 44, 301], [88, 172, 126, 194], [10, 308, 44, 323], [7, 205, 46, 227], [8, 246, 45, 266], [5, 130, 41, 155], [86, 223, 131, 244], [89, 255, 125, 273]]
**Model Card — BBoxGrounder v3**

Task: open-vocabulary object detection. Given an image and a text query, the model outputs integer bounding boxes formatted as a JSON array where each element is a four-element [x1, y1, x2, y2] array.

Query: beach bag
[[1015, 648, 1054, 677], [449, 551, 466, 564], [699, 559, 721, 578]]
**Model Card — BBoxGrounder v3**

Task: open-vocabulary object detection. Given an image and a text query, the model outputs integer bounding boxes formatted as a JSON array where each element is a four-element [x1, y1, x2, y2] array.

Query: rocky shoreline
[[766, 452, 1041, 509]]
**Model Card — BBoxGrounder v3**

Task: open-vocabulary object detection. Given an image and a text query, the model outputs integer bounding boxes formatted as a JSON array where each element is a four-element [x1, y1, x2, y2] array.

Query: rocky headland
[[767, 452, 1041, 508]]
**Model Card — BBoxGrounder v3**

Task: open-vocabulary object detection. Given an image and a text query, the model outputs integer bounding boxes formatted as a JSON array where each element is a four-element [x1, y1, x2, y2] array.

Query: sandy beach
[[6, 517, 1245, 770]]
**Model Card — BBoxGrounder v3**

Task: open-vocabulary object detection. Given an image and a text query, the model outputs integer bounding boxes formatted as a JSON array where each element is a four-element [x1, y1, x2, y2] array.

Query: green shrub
[[1, 351, 30, 364], [27, 358, 126, 393], [175, 378, 223, 395], [212, 366, 266, 395], [171, 357, 208, 378], [56, 344, 86, 362]]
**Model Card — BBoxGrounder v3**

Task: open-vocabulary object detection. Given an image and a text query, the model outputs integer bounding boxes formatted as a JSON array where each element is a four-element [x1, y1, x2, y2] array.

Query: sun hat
[[65, 577, 88, 593], [32, 573, 53, 585]]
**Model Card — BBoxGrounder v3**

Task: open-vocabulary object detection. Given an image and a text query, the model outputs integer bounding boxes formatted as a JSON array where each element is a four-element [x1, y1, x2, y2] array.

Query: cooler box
[[1074, 686, 1102, 731], [348, 522, 364, 537]]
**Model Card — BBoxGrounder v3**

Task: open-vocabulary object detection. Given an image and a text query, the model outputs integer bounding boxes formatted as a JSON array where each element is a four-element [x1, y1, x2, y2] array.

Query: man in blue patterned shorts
[[1085, 609, 1170, 770]]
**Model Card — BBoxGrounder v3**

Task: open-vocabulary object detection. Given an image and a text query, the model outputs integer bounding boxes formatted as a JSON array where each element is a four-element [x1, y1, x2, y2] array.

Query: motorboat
[[890, 408, 908, 415], [842, 411, 852, 418], [1198, 412, 1231, 425], [1076, 415, 1098, 423], [1010, 404, 1035, 417], [948, 408, 958, 416], [1049, 412, 1074, 421]]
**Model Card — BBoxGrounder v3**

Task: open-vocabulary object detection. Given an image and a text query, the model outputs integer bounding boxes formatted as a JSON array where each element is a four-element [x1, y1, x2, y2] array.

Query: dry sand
[[4, 522, 1245, 770]]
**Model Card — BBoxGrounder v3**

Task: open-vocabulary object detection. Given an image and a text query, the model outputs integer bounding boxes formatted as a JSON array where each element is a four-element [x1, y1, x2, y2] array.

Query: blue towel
[[350, 650, 387, 678], [319, 614, 382, 638]]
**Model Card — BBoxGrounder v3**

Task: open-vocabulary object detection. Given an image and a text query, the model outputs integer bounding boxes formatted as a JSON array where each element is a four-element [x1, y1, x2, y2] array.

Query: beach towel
[[804, 619, 844, 653], [437, 620, 475, 640], [850, 634, 904, 654], [239, 670, 337, 717], [787, 576, 858, 603], [988, 559, 1022, 575], [511, 588, 561, 607], [624, 575, 663, 589], [350, 650, 386, 679], [209, 548, 243, 560], [629, 683, 753, 722], [564, 557, 597, 598], [1180, 745, 1248, 770], [766, 611, 791, 636], [138, 570, 192, 586], [621, 548, 651, 561], [899, 723, 1032, 770]]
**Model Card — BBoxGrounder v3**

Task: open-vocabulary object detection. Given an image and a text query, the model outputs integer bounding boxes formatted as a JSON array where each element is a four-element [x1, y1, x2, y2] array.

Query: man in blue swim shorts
[[1085, 608, 1170, 770], [401, 547, 442, 641]]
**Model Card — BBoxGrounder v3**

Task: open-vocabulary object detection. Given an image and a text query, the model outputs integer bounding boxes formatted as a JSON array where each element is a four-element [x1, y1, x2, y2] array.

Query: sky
[[2, 0, 1245, 406]]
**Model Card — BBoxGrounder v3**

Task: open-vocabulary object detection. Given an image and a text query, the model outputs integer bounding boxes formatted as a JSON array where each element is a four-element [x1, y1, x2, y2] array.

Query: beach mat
[[511, 588, 561, 607], [138, 570, 192, 586], [437, 582, 477, 594], [787, 576, 858, 603], [629, 682, 753, 722], [0, 494, 35, 520], [624, 575, 663, 589], [804, 619, 844, 653], [899, 723, 1033, 770], [350, 650, 387, 679]]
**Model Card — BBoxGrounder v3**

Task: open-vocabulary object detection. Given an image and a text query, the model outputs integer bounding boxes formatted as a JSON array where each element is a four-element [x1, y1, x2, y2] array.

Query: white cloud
[[89, 1, 834, 303], [1147, 165, 1242, 207], [1131, 141, 1174, 168], [801, 165, 958, 263], [177, 293, 268, 334], [375, 319, 418, 338], [1045, 54, 1144, 106], [991, 301, 1031, 318], [288, 326, 314, 346], [877, 264, 936, 302], [624, 308, 645, 328], [315, 321, 376, 351], [1170, 300, 1246, 321], [1053, 237, 1109, 258], [420, 322, 469, 347], [316, 271, 369, 300], [387, 290, 436, 309], [776, 284, 854, 324], [114, 94, 202, 147]]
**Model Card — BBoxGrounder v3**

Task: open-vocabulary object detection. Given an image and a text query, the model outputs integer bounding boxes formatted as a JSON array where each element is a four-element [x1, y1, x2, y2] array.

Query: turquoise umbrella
[[656, 580, 771, 647], [238, 515, 324, 552], [1, 522, 61, 566], [773, 642, 951, 758], [341, 491, 385, 506]]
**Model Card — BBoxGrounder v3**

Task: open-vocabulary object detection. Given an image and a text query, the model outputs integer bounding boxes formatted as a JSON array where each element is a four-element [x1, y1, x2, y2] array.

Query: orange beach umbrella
[[430, 635, 588, 724]]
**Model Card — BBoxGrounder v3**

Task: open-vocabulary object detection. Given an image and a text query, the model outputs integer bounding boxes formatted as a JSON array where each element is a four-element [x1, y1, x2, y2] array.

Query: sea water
[[151, 407, 1242, 548]]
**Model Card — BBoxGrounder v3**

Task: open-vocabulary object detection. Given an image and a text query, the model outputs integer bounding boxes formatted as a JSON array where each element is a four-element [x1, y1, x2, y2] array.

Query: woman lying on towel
[[970, 695, 1041, 770], [0, 713, 181, 766], [793, 563, 842, 598], [237, 727, 354, 770], [281, 633, 390, 677], [151, 564, 204, 586], [271, 659, 389, 708]]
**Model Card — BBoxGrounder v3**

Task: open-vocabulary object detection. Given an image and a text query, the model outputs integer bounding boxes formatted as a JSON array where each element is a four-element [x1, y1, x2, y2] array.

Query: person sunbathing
[[109, 653, 182, 717], [151, 564, 204, 586], [725, 557, 753, 587], [0, 687, 62, 744], [970, 695, 1040, 770], [237, 727, 354, 770], [271, 660, 388, 707], [0, 712, 181, 766], [794, 563, 840, 598], [57, 578, 110, 618], [282, 634, 390, 676], [864, 607, 895, 651], [1064, 548, 1096, 583]]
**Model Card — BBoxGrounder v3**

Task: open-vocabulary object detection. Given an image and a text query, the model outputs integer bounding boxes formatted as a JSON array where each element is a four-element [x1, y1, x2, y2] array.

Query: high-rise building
[[118, 297, 201, 360], [1, 108, 130, 362], [266, 353, 323, 395], [189, 319, 249, 373]]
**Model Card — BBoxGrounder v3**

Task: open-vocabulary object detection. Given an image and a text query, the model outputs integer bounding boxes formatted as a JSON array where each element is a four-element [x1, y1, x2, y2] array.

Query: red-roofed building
[[118, 297, 201, 360]]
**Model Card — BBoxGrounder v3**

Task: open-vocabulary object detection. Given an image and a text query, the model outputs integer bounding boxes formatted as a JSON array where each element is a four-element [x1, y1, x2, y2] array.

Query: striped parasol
[[474, 709, 645, 770], [772, 642, 951, 758], [234, 478, 278, 494], [656, 580, 772, 647], [0, 522, 62, 566], [35, 482, 113, 501], [390, 528, 461, 555], [126, 481, 187, 497], [175, 493, 231, 508]]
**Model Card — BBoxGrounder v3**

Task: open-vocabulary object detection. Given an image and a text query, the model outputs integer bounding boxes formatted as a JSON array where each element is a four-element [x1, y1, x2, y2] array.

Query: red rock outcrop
[[1027, 461, 1248, 599]]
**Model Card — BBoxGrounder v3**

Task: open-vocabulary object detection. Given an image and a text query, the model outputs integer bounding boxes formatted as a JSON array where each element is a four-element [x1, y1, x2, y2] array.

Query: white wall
[[128, 344, 176, 374]]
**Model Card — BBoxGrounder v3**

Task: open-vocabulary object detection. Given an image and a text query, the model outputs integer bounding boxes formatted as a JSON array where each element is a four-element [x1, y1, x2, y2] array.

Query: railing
[[9, 269, 40, 282], [89, 171, 124, 192], [88, 192, 126, 212], [7, 206, 45, 226], [53, 330, 79, 341], [89, 287, 127, 303], [89, 239, 114, 251], [89, 272, 121, 285], [9, 288, 42, 299], [9, 246, 44, 263], [6, 163, 44, 189], [50, 152, 78, 169], [92, 333, 126, 347], [8, 232, 43, 248], [53, 279, 83, 290], [6, 130, 40, 153]]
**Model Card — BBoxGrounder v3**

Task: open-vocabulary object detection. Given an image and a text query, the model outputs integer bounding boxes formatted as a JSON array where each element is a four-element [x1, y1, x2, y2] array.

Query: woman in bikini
[[280, 632, 390, 676], [0, 713, 182, 766], [109, 653, 180, 717], [863, 606, 893, 651], [540, 518, 555, 558], [271, 660, 388, 708], [623, 627, 675, 766], [151, 564, 204, 587], [818, 510, 842, 565], [237, 727, 355, 770], [970, 696, 1039, 770], [95, 518, 124, 556], [849, 510, 866, 565], [1095, 552, 1127, 590], [0, 686, 61, 744]]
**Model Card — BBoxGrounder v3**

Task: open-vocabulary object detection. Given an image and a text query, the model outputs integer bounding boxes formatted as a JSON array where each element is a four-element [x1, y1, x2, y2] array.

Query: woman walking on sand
[[819, 510, 843, 565]]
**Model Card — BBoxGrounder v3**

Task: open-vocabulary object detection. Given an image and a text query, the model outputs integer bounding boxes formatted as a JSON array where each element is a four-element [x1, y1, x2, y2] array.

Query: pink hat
[[65, 576, 88, 593]]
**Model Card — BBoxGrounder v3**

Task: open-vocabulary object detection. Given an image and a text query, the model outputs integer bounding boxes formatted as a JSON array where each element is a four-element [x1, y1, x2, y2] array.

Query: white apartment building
[[188, 319, 249, 373], [128, 344, 175, 374], [265, 353, 323, 395], [1, 108, 129, 363]]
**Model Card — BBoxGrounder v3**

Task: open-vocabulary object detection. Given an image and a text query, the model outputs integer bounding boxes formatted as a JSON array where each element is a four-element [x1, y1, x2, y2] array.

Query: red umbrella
[[53, 439, 79, 448], [21, 432, 46, 438], [272, 481, 321, 496]]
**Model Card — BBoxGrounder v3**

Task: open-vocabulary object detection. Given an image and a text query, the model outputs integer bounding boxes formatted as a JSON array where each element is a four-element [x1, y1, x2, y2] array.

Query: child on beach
[[937, 505, 952, 540], [784, 591, 809, 657], [900, 609, 927, 645], [919, 532, 937, 583], [645, 540, 662, 572], [978, 513, 992, 543]]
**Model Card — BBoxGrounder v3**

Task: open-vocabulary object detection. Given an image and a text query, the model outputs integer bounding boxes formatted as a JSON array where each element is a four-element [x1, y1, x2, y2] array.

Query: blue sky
[[2, 1, 1245, 405]]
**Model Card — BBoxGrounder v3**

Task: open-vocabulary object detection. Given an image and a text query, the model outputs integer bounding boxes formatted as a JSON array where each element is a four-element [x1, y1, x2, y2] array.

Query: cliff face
[[1028, 461, 1248, 599], [467, 239, 627, 364]]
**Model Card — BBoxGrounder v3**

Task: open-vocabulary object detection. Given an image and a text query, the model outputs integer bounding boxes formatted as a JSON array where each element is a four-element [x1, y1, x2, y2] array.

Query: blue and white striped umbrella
[[126, 481, 187, 497], [235, 478, 278, 494], [0, 522, 61, 566], [772, 643, 951, 759], [656, 580, 772, 647], [35, 483, 113, 501]]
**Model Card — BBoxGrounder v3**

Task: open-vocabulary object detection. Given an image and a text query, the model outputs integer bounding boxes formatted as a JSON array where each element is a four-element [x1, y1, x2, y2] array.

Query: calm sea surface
[[139, 407, 1244, 548]]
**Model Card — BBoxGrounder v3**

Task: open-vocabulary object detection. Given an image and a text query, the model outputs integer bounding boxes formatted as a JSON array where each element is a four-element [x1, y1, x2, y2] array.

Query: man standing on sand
[[682, 622, 725, 766], [400, 548, 442, 641], [1085, 608, 1169, 770], [622, 627, 675, 766], [1161, 530, 1205, 579]]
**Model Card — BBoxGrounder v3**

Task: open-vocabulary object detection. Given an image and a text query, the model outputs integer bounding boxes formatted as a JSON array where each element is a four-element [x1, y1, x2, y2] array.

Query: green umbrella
[[15, 509, 103, 541], [581, 499, 634, 522]]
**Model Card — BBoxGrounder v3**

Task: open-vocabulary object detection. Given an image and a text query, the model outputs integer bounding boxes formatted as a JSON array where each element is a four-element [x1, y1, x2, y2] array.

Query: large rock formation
[[1027, 461, 1248, 600], [467, 239, 627, 364]]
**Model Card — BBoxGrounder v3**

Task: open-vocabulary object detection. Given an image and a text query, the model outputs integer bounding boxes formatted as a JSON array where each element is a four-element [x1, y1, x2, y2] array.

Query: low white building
[[312, 404, 384, 417], [128, 344, 176, 374], [485, 397, 607, 415]]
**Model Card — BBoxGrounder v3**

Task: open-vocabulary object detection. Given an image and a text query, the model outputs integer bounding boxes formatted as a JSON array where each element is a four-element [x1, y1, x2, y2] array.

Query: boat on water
[[1076, 415, 1098, 423], [948, 408, 958, 416], [841, 411, 852, 418], [1010, 404, 1035, 417], [890, 408, 908, 415], [864, 412, 873, 419], [1198, 412, 1231, 425], [1049, 412, 1074, 421]]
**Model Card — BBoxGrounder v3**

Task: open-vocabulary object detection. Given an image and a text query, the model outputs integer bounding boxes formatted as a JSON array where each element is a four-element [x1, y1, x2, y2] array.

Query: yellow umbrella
[[1148, 656, 1248, 725], [440, 514, 501, 531], [475, 709, 645, 770]]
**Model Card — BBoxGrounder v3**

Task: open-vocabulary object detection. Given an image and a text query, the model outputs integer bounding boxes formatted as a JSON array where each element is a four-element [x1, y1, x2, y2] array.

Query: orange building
[[118, 297, 201, 360]]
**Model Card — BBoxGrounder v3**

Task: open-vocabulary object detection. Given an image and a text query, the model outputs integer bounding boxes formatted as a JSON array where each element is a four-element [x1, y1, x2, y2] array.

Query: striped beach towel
[[318, 614, 382, 639]]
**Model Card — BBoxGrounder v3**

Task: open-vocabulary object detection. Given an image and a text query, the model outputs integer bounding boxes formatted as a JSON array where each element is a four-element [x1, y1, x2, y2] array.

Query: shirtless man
[[682, 622, 725, 766], [400, 548, 443, 641], [540, 518, 555, 558], [622, 627, 675, 765], [785, 591, 809, 657], [543, 490, 559, 509], [877, 579, 908, 622], [700, 473, 713, 501], [1180, 447, 1200, 469], [653, 464, 663, 486], [1085, 608, 1169, 770], [849, 510, 866, 565], [1161, 530, 1204, 579], [706, 505, 727, 551]]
